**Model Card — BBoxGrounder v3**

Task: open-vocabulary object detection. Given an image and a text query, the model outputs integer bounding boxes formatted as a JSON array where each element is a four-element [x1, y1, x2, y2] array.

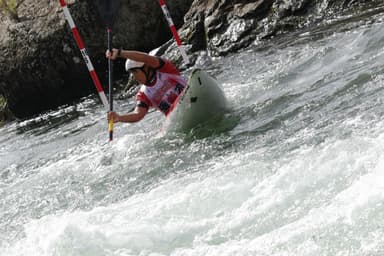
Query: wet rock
[[0, 0, 192, 118], [175, 0, 379, 58]]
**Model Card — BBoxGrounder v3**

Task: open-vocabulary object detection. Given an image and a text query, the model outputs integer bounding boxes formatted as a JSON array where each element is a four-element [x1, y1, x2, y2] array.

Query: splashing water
[[1, 4, 384, 256]]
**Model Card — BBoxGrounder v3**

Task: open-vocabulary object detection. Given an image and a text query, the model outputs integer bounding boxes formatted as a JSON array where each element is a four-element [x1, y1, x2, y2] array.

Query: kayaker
[[105, 49, 186, 123]]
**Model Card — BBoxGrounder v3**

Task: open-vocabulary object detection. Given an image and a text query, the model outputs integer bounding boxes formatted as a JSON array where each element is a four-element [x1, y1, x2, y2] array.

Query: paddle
[[96, 0, 121, 141]]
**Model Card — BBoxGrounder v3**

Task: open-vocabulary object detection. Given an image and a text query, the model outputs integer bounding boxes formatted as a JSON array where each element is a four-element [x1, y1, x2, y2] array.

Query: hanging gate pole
[[59, 0, 110, 112], [157, 0, 190, 65]]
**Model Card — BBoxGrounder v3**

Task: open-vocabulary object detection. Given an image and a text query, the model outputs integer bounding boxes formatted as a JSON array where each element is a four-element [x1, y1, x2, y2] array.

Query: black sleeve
[[136, 101, 149, 109], [156, 57, 165, 70]]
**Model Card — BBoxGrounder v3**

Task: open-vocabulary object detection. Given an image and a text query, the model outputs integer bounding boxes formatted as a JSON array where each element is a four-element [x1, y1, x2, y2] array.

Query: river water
[[2, 4, 384, 256]]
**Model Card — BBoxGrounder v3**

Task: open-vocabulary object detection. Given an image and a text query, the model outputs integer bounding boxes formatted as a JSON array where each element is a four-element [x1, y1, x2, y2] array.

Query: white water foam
[[3, 115, 384, 256]]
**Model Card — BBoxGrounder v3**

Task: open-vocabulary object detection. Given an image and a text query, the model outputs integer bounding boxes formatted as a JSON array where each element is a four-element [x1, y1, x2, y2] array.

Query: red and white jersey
[[136, 59, 186, 115]]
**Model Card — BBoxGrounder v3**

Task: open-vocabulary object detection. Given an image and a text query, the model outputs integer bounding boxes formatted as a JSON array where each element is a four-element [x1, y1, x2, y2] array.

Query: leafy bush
[[0, 0, 19, 21], [0, 95, 13, 124]]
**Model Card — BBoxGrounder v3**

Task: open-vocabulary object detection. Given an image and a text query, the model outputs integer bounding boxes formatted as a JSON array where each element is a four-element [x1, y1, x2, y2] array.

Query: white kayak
[[164, 69, 227, 132]]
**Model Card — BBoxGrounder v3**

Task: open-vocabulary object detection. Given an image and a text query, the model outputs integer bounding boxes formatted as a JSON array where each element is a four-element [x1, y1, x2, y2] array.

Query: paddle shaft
[[96, 0, 120, 141], [107, 28, 114, 141], [59, 0, 110, 112], [157, 0, 190, 65]]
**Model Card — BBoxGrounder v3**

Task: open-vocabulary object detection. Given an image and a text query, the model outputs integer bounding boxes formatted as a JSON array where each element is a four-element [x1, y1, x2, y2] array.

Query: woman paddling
[[106, 49, 186, 123]]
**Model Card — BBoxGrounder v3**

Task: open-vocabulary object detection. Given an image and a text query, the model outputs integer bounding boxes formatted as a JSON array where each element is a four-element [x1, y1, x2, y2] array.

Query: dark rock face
[[182, 0, 274, 56], [0, 0, 379, 119], [180, 0, 378, 58], [0, 0, 193, 119]]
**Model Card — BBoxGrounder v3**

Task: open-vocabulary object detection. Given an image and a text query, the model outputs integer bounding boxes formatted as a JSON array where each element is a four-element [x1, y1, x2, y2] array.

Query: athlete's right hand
[[108, 111, 120, 123], [105, 48, 118, 60]]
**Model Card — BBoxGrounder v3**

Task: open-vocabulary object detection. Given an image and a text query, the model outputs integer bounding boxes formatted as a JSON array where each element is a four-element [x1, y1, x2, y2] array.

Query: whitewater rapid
[[1, 4, 384, 256]]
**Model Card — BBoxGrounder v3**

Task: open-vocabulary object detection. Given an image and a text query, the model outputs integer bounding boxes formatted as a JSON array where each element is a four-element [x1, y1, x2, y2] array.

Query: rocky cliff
[[0, 0, 378, 120], [0, 0, 192, 119]]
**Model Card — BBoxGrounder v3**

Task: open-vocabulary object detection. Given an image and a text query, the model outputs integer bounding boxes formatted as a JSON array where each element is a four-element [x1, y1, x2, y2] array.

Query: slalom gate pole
[[58, 0, 110, 112], [157, 0, 190, 65]]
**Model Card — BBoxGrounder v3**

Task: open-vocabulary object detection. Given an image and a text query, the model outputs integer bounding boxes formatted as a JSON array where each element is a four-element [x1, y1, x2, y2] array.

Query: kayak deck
[[164, 69, 227, 132]]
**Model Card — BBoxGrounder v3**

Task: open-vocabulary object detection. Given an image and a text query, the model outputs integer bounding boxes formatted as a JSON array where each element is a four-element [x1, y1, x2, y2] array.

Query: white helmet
[[125, 59, 144, 71]]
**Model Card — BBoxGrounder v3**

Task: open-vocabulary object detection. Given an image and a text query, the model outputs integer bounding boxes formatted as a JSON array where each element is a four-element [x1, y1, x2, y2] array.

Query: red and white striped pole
[[157, 0, 190, 65], [59, 0, 110, 111]]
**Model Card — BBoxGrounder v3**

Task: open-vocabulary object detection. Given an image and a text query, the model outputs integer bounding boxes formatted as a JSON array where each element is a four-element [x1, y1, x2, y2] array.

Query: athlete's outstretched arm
[[108, 106, 148, 123], [106, 49, 161, 69]]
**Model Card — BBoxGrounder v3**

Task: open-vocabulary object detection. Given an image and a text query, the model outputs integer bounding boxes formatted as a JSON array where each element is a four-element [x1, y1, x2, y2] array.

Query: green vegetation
[[0, 0, 20, 21], [0, 95, 12, 125], [0, 95, 6, 125]]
